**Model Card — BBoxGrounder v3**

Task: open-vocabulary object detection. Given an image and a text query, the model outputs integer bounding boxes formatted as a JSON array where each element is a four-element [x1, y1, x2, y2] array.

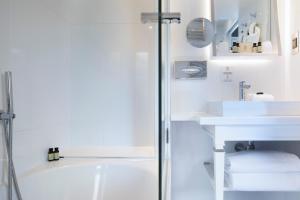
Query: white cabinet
[[197, 115, 300, 200]]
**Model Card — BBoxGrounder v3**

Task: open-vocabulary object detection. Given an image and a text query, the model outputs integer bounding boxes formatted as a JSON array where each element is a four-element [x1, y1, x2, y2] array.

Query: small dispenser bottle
[[252, 43, 258, 53], [48, 148, 54, 162], [257, 42, 263, 53], [232, 42, 238, 53], [54, 147, 60, 161], [236, 43, 240, 53]]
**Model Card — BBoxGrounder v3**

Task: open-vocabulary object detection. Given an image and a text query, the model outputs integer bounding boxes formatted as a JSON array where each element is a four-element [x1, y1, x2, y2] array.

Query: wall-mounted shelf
[[199, 114, 300, 200]]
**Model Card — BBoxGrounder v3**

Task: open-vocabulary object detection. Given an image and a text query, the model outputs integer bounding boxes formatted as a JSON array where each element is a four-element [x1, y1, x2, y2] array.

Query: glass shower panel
[[68, 0, 158, 148], [1, 0, 161, 199], [160, 0, 172, 200]]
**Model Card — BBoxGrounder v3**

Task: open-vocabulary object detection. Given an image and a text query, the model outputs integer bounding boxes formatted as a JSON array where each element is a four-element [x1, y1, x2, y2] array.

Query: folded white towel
[[225, 151, 300, 173], [247, 93, 274, 101], [225, 172, 300, 191]]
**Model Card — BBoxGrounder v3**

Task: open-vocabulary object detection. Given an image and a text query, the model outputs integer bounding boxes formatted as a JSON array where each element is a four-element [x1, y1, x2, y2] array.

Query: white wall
[[289, 0, 300, 100], [171, 0, 285, 116], [0, 0, 10, 197], [170, 0, 299, 200], [2, 0, 73, 175]]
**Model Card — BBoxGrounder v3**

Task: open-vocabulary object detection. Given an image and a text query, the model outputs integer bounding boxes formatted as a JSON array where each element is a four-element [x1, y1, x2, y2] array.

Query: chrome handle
[[239, 81, 251, 101]]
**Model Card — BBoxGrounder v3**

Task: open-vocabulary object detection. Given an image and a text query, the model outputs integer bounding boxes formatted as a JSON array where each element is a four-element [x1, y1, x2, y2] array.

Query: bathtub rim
[[18, 157, 158, 180]]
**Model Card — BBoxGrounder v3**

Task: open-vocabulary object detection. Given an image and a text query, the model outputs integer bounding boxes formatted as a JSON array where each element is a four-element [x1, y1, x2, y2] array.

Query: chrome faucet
[[239, 81, 251, 101]]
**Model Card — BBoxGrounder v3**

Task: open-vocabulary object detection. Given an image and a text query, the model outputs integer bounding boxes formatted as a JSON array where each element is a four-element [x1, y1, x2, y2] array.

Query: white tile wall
[[64, 0, 155, 25], [289, 0, 300, 100], [65, 0, 157, 147], [0, 0, 10, 193], [0, 0, 10, 68], [69, 23, 156, 146], [4, 0, 72, 176]]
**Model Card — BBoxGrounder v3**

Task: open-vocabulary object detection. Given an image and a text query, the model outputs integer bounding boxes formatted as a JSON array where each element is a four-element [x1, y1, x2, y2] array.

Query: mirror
[[212, 0, 281, 56]]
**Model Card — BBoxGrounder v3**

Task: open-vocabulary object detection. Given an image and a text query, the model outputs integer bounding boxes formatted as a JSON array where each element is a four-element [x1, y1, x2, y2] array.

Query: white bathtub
[[18, 158, 158, 200]]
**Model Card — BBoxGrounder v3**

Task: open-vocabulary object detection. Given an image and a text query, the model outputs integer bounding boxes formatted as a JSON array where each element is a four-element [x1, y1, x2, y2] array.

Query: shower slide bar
[[0, 72, 23, 200]]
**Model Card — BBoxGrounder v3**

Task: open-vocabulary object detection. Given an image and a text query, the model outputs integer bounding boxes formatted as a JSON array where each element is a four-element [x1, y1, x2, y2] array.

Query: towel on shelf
[[225, 172, 300, 191], [225, 151, 300, 173], [246, 93, 275, 101]]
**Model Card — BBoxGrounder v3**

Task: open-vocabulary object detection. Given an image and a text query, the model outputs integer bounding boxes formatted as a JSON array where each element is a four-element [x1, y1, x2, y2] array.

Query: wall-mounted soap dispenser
[[174, 61, 207, 80]]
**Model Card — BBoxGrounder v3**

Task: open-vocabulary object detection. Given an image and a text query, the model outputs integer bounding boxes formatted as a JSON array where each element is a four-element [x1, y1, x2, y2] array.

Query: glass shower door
[[159, 0, 174, 199], [1, 0, 161, 199]]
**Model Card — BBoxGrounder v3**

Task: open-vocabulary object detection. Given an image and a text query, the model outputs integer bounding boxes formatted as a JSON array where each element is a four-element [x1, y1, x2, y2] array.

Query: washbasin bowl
[[207, 101, 300, 117]]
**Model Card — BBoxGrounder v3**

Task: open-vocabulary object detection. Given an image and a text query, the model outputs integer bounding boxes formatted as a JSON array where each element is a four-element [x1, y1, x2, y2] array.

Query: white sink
[[207, 101, 300, 117]]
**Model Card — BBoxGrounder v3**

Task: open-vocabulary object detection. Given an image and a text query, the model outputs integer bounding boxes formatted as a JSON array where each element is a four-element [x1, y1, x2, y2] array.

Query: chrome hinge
[[141, 12, 181, 24]]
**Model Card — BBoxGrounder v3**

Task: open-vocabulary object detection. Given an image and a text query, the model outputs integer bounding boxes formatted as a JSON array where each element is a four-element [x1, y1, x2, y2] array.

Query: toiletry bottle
[[232, 42, 238, 53], [252, 43, 257, 53], [236, 43, 240, 53], [54, 147, 60, 161], [48, 148, 54, 162], [257, 42, 262, 53]]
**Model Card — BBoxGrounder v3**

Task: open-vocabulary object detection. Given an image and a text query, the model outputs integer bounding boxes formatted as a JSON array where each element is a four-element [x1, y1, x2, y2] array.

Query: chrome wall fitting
[[141, 12, 181, 24], [174, 61, 207, 80]]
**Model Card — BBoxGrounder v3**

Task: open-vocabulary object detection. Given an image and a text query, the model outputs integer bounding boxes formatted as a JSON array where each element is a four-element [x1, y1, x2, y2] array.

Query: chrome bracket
[[141, 12, 181, 24]]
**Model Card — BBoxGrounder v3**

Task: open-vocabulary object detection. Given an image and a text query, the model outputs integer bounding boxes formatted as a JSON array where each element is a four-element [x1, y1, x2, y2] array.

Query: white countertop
[[172, 112, 300, 126], [198, 115, 300, 125], [171, 112, 204, 121]]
